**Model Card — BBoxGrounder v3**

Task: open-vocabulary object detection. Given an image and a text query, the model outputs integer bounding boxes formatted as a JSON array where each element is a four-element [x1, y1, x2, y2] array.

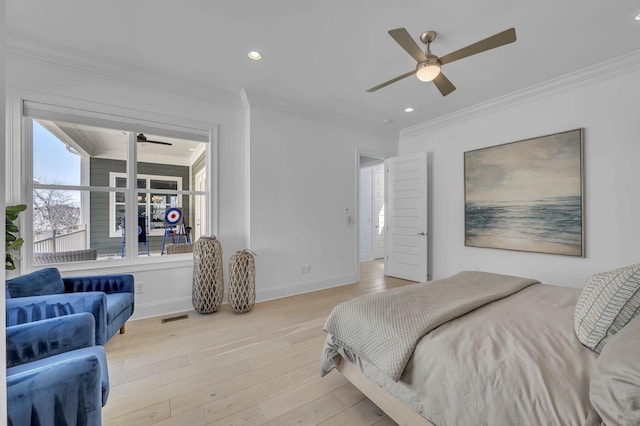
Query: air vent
[[161, 314, 189, 324]]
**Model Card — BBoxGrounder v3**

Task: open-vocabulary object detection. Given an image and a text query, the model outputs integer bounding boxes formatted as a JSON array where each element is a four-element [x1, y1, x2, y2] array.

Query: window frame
[[109, 172, 184, 238], [8, 92, 218, 273]]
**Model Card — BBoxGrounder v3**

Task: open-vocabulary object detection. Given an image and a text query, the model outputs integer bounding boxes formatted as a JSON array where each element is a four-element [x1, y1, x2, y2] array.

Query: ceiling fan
[[136, 133, 172, 146], [367, 27, 516, 96]]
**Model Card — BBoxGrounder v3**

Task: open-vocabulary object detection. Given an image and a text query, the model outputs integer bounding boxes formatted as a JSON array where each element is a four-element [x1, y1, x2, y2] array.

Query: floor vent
[[161, 314, 189, 324]]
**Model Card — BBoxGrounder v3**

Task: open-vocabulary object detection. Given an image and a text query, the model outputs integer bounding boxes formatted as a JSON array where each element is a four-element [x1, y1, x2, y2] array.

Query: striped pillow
[[574, 263, 640, 353]]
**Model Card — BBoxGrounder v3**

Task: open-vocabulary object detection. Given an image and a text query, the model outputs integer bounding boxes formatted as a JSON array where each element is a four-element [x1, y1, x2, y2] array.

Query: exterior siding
[[90, 158, 190, 256]]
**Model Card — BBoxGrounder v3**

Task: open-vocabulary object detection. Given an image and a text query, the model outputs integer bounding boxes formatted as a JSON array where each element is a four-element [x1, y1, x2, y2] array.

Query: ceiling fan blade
[[432, 72, 456, 96], [438, 28, 516, 66], [388, 28, 427, 63], [146, 140, 173, 146], [366, 70, 416, 93], [137, 133, 172, 146]]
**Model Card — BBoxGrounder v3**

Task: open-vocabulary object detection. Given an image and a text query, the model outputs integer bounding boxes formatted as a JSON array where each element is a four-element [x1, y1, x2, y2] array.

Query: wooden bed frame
[[336, 359, 433, 426]]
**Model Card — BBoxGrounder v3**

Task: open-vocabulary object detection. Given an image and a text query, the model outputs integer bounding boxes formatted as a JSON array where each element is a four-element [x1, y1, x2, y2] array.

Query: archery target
[[164, 207, 183, 225]]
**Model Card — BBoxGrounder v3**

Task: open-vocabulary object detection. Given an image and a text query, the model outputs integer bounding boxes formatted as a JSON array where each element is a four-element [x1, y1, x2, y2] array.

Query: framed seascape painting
[[464, 128, 584, 257]]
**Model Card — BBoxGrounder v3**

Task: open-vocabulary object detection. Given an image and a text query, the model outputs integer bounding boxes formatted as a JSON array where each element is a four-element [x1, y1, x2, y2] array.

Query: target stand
[[161, 207, 191, 255]]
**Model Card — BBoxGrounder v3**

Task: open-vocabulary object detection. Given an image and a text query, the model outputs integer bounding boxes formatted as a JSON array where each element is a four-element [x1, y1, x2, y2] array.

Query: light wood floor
[[103, 260, 414, 426]]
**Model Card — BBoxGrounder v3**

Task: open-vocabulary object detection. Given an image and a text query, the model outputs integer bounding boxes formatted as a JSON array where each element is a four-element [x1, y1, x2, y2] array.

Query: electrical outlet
[[135, 283, 144, 294], [301, 265, 311, 274]]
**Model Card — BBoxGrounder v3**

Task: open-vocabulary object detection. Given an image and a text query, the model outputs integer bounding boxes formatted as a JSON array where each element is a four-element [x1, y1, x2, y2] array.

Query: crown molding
[[400, 48, 640, 140], [6, 38, 243, 109], [7, 38, 397, 140]]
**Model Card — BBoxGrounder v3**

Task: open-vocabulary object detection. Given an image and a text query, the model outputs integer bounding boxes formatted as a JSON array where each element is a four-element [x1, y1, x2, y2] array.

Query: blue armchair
[[7, 313, 109, 426], [6, 267, 134, 345]]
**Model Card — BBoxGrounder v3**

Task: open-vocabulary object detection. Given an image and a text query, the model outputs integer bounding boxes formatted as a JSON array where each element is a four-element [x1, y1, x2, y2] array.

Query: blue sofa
[[6, 267, 134, 345], [7, 313, 109, 426]]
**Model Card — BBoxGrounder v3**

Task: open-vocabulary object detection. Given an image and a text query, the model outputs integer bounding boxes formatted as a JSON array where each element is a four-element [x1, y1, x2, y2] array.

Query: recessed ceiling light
[[404, 107, 415, 113], [189, 148, 195, 151], [635, 12, 640, 20], [383, 118, 393, 124], [248, 51, 262, 60]]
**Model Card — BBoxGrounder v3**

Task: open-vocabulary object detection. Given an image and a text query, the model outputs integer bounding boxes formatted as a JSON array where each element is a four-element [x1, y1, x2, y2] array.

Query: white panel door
[[373, 163, 385, 259], [385, 152, 428, 282]]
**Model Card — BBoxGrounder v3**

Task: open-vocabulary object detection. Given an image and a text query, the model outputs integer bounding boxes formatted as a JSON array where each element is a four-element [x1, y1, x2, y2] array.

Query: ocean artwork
[[464, 129, 584, 256]]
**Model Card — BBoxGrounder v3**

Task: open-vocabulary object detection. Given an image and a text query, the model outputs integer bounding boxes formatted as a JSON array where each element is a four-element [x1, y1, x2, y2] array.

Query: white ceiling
[[7, 1, 640, 132], [38, 120, 204, 165]]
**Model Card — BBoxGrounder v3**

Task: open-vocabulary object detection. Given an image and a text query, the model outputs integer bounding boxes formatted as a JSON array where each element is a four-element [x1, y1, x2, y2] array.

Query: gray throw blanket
[[323, 271, 539, 381]]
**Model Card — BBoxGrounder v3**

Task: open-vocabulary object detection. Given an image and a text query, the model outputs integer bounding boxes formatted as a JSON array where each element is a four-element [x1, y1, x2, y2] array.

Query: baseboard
[[256, 274, 358, 302], [131, 296, 193, 321], [130, 274, 358, 320]]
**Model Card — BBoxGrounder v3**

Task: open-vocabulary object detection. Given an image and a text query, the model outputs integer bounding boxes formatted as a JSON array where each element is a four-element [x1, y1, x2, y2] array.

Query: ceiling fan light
[[416, 61, 441, 82]]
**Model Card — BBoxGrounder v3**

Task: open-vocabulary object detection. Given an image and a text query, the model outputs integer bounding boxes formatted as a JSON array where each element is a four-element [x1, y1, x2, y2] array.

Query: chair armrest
[[6, 313, 96, 368], [63, 273, 134, 295], [6, 292, 108, 345], [7, 351, 104, 425]]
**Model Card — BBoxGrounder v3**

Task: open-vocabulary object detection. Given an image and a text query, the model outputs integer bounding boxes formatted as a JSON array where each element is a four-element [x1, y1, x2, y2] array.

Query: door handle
[[417, 232, 426, 236]]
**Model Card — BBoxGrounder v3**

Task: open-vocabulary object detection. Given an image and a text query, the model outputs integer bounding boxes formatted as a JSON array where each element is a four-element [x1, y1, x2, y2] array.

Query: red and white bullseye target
[[164, 207, 183, 225]]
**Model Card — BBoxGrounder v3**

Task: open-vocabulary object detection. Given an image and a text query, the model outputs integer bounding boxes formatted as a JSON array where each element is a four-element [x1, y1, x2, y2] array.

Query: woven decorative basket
[[34, 249, 97, 265], [166, 243, 194, 255], [192, 236, 223, 314], [228, 250, 256, 313]]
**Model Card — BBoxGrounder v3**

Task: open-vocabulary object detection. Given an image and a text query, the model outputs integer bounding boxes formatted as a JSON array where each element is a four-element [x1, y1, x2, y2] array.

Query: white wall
[[6, 50, 397, 317], [6, 52, 248, 319], [1, 0, 8, 417], [359, 166, 374, 260], [246, 100, 396, 301], [399, 63, 640, 288]]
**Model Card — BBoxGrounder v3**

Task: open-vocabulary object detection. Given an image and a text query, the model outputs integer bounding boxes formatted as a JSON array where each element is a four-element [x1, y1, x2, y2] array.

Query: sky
[[33, 121, 81, 186], [464, 130, 582, 203]]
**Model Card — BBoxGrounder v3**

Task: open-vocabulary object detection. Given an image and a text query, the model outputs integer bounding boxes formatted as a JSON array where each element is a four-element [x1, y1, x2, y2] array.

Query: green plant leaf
[[7, 238, 24, 251], [5, 204, 27, 270], [6, 253, 16, 270], [6, 204, 27, 214]]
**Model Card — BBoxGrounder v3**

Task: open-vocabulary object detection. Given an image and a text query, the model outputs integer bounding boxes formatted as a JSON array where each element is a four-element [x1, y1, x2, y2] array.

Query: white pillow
[[589, 316, 640, 425], [574, 263, 640, 353]]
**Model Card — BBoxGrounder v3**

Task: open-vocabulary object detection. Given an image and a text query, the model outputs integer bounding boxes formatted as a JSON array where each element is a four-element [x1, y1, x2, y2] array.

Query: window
[[19, 99, 214, 268], [109, 173, 183, 238]]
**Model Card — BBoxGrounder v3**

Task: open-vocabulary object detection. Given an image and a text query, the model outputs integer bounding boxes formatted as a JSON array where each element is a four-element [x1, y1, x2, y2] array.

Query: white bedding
[[323, 271, 538, 381], [321, 283, 598, 426]]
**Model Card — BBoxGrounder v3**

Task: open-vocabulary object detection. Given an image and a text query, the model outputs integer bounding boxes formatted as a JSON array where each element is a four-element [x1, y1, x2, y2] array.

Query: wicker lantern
[[228, 250, 256, 313], [192, 236, 223, 314]]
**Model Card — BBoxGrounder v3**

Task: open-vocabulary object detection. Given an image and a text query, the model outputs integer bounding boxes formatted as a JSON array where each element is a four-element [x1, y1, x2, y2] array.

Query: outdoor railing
[[33, 226, 88, 253]]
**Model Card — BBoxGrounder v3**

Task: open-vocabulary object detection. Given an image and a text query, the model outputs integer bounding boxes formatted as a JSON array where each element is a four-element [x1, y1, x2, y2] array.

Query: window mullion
[[125, 132, 137, 262]]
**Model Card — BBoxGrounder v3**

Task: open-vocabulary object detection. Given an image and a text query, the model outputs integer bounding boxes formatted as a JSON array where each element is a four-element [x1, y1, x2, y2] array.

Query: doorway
[[358, 155, 385, 264], [356, 151, 429, 284]]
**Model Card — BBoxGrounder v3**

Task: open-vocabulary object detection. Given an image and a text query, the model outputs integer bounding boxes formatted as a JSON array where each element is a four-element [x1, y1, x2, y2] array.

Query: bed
[[320, 268, 640, 426]]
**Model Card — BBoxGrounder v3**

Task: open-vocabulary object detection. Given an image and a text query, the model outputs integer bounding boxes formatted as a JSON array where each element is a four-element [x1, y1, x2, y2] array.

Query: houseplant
[[6, 204, 27, 270]]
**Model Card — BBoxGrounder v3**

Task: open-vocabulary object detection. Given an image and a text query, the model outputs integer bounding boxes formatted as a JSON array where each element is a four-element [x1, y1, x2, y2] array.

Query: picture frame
[[464, 128, 585, 257]]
